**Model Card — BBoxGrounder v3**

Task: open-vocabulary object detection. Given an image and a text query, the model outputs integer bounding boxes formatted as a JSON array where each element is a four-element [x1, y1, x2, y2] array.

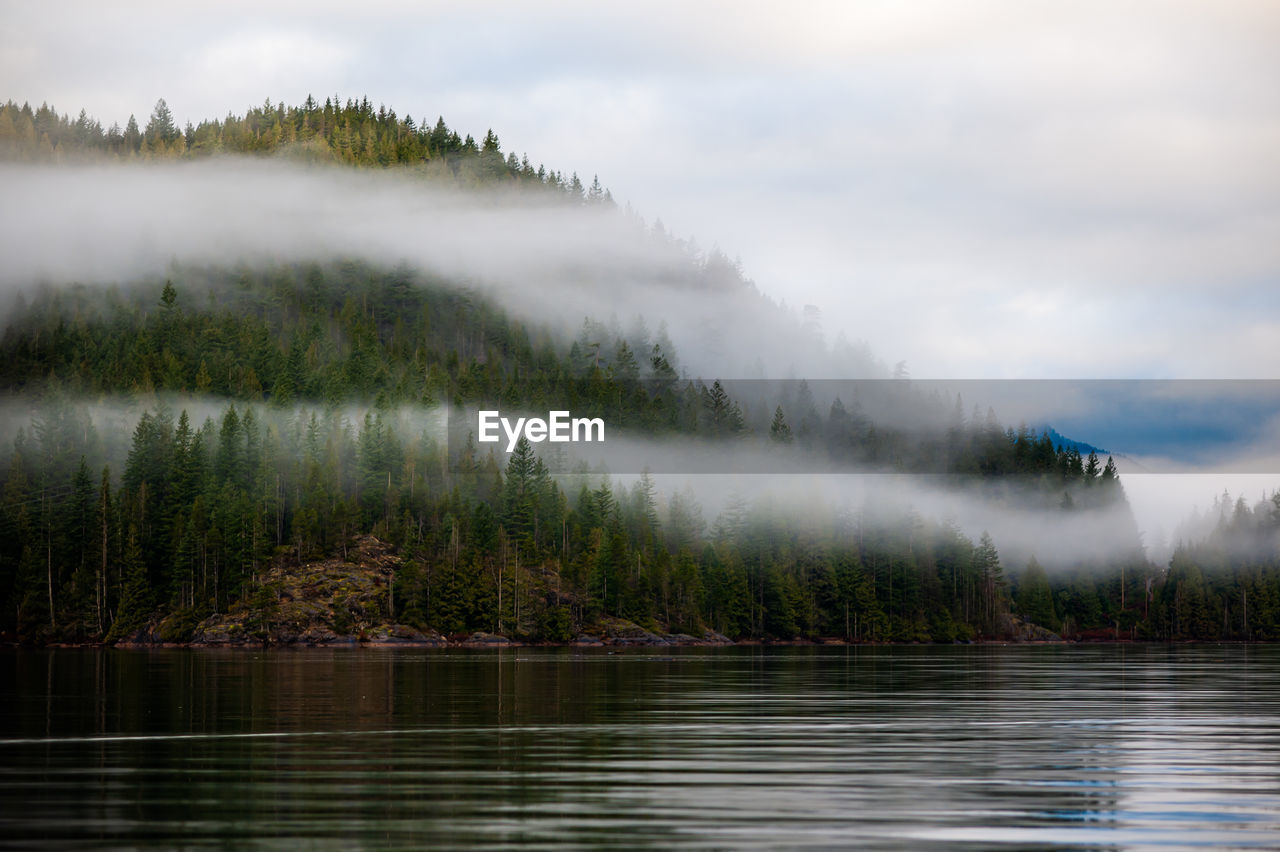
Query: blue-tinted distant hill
[[1037, 426, 1108, 457]]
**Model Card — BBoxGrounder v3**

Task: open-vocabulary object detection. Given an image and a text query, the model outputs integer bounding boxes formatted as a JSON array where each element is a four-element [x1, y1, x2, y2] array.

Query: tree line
[[0, 392, 1116, 645], [4, 93, 1275, 644], [0, 96, 612, 201], [0, 264, 1132, 485], [3, 265, 1276, 644]]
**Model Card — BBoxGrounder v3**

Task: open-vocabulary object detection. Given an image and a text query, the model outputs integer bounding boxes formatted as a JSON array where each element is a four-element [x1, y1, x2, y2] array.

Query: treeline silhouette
[[0, 96, 612, 199], [3, 264, 1272, 645]]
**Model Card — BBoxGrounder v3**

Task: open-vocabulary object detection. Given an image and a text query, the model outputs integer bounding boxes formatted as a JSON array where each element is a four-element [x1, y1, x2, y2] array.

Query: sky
[[4, 0, 1279, 538], [6, 1, 1277, 380]]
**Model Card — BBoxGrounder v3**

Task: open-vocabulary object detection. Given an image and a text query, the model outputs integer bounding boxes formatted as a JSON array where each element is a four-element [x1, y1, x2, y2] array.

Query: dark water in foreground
[[2, 645, 1279, 849]]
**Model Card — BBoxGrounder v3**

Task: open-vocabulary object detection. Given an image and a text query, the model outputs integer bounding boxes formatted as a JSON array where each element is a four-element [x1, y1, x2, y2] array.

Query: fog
[[8, 2, 1276, 383], [0, 388, 1148, 573], [6, 159, 1273, 461], [9, 382, 1269, 571], [0, 159, 872, 382], [2, 157, 1276, 562], [473, 421, 1148, 571]]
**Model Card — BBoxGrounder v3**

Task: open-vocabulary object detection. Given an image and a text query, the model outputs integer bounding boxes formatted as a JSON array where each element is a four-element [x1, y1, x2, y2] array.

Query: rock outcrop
[[998, 614, 1064, 643], [187, 536, 444, 647], [112, 536, 739, 649]]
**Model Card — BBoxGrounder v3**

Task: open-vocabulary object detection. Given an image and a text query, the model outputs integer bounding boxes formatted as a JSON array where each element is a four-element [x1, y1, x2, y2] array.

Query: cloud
[[3, 2, 1277, 378], [0, 388, 1154, 571], [184, 32, 356, 107], [0, 159, 854, 383]]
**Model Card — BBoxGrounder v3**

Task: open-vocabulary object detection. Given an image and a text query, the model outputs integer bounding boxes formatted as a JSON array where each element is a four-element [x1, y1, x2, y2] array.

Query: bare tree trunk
[[276, 474, 283, 545], [98, 510, 106, 635], [45, 485, 56, 629]]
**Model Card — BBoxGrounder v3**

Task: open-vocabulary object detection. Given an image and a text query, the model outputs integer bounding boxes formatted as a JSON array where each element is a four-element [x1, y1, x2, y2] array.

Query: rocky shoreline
[[104, 623, 738, 650], [100, 538, 745, 649], [19, 536, 1074, 650]]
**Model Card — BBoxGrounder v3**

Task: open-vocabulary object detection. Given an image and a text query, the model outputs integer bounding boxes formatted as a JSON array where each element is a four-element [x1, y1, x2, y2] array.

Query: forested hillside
[[2, 96, 1278, 645], [0, 95, 609, 198]]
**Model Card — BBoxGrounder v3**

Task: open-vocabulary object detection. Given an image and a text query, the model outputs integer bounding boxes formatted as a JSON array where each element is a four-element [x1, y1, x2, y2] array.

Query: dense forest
[[4, 264, 1276, 645], [2, 96, 1278, 645], [0, 95, 611, 200]]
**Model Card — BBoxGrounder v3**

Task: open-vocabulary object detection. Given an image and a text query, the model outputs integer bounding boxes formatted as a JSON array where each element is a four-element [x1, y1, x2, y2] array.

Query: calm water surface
[[2, 645, 1279, 849]]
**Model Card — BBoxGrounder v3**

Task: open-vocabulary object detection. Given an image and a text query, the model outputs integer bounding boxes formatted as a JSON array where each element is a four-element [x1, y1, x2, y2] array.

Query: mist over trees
[[2, 97, 885, 383], [3, 266, 1273, 645], [1, 95, 1276, 645], [0, 388, 1133, 645]]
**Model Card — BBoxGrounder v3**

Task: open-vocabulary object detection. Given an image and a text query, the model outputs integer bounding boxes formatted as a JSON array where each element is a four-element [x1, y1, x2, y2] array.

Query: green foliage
[[769, 406, 793, 444], [105, 524, 150, 642], [156, 604, 211, 643], [1015, 557, 1057, 629], [536, 604, 574, 642], [5, 373, 1272, 645], [0, 186, 1265, 644], [0, 97, 616, 204]]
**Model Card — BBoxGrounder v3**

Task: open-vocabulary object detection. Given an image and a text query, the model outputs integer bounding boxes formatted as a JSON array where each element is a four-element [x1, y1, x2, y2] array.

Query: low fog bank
[[711, 380, 1280, 473], [547, 425, 1149, 571], [566, 470, 1145, 574], [1124, 473, 1280, 563], [1, 391, 1146, 573], [0, 392, 450, 494], [0, 159, 876, 381], [7, 161, 1274, 484]]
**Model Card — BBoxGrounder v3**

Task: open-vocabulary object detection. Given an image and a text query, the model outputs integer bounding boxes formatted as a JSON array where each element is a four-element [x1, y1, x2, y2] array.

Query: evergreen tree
[[107, 524, 150, 642], [769, 406, 793, 444], [1015, 557, 1057, 629]]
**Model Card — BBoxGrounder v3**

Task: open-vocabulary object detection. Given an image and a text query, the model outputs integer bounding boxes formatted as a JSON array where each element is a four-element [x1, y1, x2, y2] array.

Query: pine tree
[[1084, 451, 1101, 484], [1015, 557, 1056, 629], [107, 524, 150, 642], [769, 406, 793, 444], [143, 98, 180, 154], [502, 436, 537, 543], [973, 532, 1005, 634], [123, 115, 141, 153], [704, 381, 731, 435]]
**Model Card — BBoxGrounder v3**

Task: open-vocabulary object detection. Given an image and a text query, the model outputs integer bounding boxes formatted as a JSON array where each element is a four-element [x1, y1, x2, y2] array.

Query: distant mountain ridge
[[1037, 426, 1107, 457]]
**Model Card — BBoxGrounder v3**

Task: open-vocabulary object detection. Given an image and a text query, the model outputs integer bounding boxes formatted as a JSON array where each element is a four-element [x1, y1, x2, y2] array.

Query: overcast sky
[[6, 0, 1278, 380]]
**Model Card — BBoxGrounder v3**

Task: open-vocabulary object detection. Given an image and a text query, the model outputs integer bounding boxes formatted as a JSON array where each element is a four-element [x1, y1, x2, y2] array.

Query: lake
[[2, 645, 1279, 849]]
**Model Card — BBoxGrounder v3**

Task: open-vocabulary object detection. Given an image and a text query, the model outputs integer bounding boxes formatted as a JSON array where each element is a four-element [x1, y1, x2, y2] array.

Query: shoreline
[[15, 636, 1263, 650]]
